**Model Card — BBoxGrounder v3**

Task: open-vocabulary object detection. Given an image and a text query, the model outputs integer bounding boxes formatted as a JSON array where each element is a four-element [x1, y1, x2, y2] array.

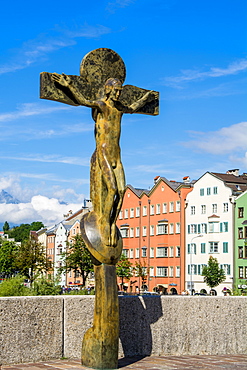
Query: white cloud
[[0, 154, 89, 166], [163, 58, 247, 88], [0, 25, 111, 75], [107, 0, 134, 12], [0, 195, 83, 225], [183, 121, 247, 155], [0, 103, 70, 123]]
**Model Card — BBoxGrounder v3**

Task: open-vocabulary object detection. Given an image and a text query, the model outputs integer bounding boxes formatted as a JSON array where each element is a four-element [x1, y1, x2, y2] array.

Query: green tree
[[202, 256, 226, 289], [8, 222, 44, 243], [0, 238, 18, 277], [3, 221, 10, 233], [15, 236, 48, 286], [59, 234, 93, 287], [135, 260, 149, 289], [32, 276, 61, 295], [116, 254, 133, 289]]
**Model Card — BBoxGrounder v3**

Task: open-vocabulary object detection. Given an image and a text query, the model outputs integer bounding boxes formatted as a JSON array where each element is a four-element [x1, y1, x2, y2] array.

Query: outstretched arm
[[51, 73, 98, 108], [129, 90, 158, 113]]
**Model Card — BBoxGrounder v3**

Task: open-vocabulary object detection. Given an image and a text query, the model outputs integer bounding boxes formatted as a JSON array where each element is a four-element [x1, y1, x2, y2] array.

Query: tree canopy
[[202, 256, 226, 289], [7, 221, 44, 243], [59, 234, 93, 287], [0, 238, 18, 277], [116, 254, 133, 288]]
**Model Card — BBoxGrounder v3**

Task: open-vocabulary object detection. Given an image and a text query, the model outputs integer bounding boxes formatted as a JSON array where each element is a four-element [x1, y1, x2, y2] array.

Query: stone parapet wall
[[0, 296, 246, 364]]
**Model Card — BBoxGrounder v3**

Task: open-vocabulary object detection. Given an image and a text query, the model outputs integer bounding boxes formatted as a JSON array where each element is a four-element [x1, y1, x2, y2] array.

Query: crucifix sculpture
[[40, 48, 159, 369]]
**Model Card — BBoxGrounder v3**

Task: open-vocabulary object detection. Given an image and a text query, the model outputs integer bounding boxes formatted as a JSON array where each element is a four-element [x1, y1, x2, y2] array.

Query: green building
[[235, 190, 247, 294]]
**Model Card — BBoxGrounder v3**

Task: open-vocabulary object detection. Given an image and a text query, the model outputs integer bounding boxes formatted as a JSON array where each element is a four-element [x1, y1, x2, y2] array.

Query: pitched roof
[[211, 172, 247, 194]]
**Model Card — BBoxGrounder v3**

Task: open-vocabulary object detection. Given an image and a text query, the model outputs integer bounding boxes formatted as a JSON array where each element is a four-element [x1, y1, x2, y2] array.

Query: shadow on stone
[[118, 355, 147, 368], [119, 295, 163, 360]]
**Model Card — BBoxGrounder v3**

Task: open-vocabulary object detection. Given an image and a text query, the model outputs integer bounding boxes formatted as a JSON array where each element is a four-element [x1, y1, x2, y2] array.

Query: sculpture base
[[81, 264, 119, 369]]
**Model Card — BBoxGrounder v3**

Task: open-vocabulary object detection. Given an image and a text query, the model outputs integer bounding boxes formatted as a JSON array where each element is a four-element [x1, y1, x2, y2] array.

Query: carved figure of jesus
[[51, 73, 156, 251]]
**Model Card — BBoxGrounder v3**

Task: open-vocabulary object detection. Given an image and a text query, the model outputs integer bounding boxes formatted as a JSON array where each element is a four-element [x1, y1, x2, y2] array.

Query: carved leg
[[81, 264, 119, 369]]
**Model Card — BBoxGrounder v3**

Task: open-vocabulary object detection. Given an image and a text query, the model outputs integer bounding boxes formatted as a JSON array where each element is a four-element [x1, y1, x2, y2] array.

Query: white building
[[185, 170, 247, 296], [54, 222, 71, 286]]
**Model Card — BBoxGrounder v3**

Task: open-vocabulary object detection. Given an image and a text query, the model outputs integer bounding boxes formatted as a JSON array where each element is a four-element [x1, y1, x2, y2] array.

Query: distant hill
[[0, 190, 20, 204]]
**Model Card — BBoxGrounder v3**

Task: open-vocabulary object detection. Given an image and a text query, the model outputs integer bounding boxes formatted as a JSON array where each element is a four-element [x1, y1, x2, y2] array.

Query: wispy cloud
[[106, 0, 134, 13], [183, 121, 247, 155], [163, 58, 247, 88], [0, 154, 89, 166], [0, 24, 111, 75], [0, 103, 70, 123]]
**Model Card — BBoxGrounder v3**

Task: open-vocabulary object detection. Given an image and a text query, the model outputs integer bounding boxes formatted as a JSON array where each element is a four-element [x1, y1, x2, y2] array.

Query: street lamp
[[190, 234, 203, 295]]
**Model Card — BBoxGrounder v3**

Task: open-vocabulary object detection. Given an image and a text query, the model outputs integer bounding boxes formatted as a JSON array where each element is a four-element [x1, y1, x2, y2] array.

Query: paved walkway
[[2, 355, 247, 370]]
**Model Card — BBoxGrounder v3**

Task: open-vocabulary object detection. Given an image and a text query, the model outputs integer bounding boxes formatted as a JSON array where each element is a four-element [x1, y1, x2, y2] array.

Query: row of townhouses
[[116, 169, 247, 296], [36, 169, 247, 296]]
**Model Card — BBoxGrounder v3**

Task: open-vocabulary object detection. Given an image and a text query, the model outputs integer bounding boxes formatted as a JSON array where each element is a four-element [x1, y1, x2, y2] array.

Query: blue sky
[[0, 0, 246, 226]]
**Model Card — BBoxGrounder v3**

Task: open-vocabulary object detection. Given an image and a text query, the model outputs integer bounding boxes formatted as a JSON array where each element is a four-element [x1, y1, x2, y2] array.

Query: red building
[[116, 176, 194, 294]]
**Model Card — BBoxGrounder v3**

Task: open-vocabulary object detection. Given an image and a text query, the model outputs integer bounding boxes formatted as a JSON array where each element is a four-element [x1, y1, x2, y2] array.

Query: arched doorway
[[170, 287, 177, 295]]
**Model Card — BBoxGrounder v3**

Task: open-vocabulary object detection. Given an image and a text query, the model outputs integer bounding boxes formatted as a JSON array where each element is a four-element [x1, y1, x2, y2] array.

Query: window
[[220, 264, 231, 275], [157, 267, 168, 277], [157, 223, 168, 235], [212, 204, 217, 213], [135, 227, 140, 237], [169, 202, 174, 212], [129, 249, 134, 258], [238, 227, 243, 239], [213, 186, 218, 194], [130, 228, 134, 238], [223, 242, 228, 253], [136, 207, 140, 217], [136, 248, 139, 258], [176, 222, 180, 234], [170, 246, 174, 257], [176, 266, 180, 277], [142, 226, 147, 237], [150, 204, 154, 215], [221, 222, 228, 232], [200, 188, 204, 196], [207, 187, 211, 195], [191, 206, 195, 215], [201, 205, 206, 214], [176, 246, 180, 257], [238, 246, 243, 258], [150, 225, 154, 236], [239, 266, 244, 278], [149, 267, 154, 277], [176, 201, 180, 212], [201, 223, 207, 233], [130, 208, 134, 218], [188, 243, 196, 254], [124, 209, 128, 219], [209, 242, 219, 253], [201, 243, 206, 253], [122, 249, 128, 257], [223, 203, 228, 212], [169, 223, 174, 234], [157, 247, 168, 257], [169, 266, 174, 277], [143, 206, 147, 216], [120, 227, 129, 238], [238, 207, 244, 218], [142, 247, 147, 257], [189, 224, 197, 234], [188, 264, 197, 275], [209, 222, 219, 233], [162, 203, 167, 213], [156, 204, 160, 214], [150, 248, 154, 258]]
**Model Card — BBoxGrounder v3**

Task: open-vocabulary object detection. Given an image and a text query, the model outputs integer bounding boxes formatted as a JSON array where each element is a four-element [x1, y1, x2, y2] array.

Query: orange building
[[116, 176, 194, 294]]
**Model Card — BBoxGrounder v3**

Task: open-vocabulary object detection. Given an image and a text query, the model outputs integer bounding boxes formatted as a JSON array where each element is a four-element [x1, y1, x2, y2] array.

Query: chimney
[[154, 176, 160, 184], [183, 176, 190, 183], [226, 169, 239, 176]]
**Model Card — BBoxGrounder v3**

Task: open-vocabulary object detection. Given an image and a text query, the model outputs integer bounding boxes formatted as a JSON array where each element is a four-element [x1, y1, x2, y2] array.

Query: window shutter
[[188, 244, 191, 254], [194, 265, 197, 274], [220, 223, 223, 232], [198, 265, 201, 274], [194, 244, 196, 254], [198, 224, 201, 233], [205, 224, 207, 233], [225, 222, 228, 232], [188, 225, 190, 234], [227, 265, 231, 275], [195, 224, 197, 233]]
